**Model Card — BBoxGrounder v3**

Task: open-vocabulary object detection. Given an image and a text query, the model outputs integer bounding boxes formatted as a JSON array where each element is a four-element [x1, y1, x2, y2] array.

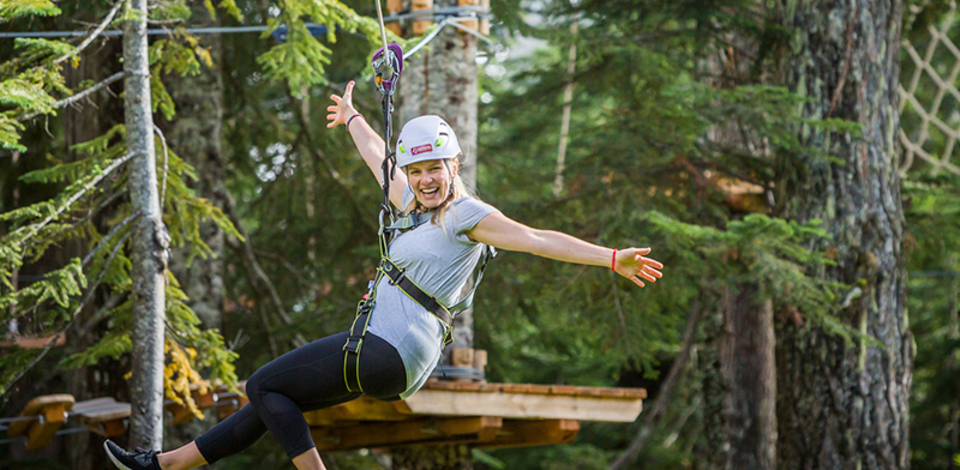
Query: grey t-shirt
[[366, 186, 499, 398]]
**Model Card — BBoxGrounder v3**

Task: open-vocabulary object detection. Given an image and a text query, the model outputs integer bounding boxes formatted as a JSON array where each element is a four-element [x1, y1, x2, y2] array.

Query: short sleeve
[[446, 197, 500, 244], [400, 184, 415, 209]]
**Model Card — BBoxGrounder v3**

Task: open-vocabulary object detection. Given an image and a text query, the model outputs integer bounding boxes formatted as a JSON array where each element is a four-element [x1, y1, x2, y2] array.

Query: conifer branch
[[53, 0, 124, 66], [19, 71, 126, 121], [75, 188, 128, 228], [82, 211, 141, 267], [18, 152, 134, 243], [4, 229, 133, 394], [153, 125, 169, 206]]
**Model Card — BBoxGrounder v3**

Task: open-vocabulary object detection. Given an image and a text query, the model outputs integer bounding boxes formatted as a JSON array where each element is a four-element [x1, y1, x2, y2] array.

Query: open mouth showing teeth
[[421, 188, 439, 195]]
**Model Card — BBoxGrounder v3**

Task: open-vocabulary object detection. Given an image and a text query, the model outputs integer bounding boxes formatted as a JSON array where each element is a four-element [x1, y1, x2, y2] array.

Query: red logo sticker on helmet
[[411, 144, 433, 156]]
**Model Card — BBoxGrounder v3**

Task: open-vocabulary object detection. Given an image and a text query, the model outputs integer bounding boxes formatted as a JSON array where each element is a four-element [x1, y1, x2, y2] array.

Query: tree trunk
[[162, 4, 226, 333], [699, 285, 776, 470], [124, 0, 168, 450], [161, 3, 227, 447], [394, 0, 480, 467], [719, 284, 776, 470], [771, 1, 910, 469]]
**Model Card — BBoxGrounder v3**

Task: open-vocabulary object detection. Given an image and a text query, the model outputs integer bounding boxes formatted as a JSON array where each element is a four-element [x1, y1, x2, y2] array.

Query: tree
[[123, 0, 167, 449], [769, 1, 911, 468]]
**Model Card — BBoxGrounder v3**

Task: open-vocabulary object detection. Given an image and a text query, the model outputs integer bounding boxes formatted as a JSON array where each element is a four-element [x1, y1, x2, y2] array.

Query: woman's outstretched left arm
[[466, 212, 664, 288]]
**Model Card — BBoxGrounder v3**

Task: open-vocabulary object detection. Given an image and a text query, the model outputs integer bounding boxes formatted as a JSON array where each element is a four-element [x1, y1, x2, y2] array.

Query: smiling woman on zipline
[[103, 76, 664, 470]]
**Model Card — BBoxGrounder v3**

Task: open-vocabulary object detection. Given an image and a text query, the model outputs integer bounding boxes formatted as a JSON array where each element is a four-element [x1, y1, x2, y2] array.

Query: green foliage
[[0, 348, 41, 396], [257, 0, 383, 92], [0, 114, 25, 150], [0, 0, 60, 23], [14, 38, 77, 65], [0, 2, 241, 406], [203, 0, 243, 22]]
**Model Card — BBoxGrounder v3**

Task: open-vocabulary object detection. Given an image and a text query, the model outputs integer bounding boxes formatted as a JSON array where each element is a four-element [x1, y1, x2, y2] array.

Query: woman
[[104, 81, 663, 470]]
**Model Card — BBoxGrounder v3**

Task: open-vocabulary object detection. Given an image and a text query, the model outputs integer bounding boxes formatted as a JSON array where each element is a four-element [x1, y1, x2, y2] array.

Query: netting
[[900, 8, 960, 176]]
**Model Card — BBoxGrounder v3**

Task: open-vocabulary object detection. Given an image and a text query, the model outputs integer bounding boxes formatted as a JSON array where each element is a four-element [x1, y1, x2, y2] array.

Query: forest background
[[0, 0, 958, 469]]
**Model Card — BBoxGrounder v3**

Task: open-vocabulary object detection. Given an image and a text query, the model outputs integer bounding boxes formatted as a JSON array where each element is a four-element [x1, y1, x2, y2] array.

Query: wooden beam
[[8, 395, 75, 451], [304, 396, 412, 426], [312, 416, 502, 451], [0, 335, 66, 349], [165, 388, 218, 425], [475, 419, 580, 449], [7, 394, 74, 437], [404, 389, 643, 422]]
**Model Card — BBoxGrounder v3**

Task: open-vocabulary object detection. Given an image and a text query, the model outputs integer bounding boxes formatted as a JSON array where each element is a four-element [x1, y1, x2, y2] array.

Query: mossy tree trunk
[[394, 0, 480, 467], [770, 1, 911, 469], [700, 284, 776, 470]]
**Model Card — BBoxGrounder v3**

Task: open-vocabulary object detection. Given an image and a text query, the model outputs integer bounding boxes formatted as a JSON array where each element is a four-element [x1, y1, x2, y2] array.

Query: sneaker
[[103, 440, 161, 470]]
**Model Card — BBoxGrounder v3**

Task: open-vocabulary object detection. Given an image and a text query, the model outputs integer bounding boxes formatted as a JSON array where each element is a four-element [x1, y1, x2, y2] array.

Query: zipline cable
[[0, 7, 491, 39]]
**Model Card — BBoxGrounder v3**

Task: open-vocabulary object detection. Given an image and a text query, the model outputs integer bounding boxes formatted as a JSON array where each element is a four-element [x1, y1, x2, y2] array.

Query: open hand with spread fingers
[[613, 248, 664, 288], [326, 80, 358, 128]]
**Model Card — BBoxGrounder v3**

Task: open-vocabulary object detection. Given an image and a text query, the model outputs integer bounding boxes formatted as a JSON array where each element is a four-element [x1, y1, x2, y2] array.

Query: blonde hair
[[402, 156, 475, 228]]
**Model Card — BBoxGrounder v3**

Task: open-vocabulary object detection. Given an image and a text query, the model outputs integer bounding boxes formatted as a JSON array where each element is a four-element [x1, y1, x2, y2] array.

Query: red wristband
[[346, 113, 364, 131], [611, 249, 618, 272]]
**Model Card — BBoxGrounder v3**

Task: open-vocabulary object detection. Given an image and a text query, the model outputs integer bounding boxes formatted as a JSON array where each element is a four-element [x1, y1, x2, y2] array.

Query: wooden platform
[[5, 381, 645, 452], [304, 381, 645, 451]]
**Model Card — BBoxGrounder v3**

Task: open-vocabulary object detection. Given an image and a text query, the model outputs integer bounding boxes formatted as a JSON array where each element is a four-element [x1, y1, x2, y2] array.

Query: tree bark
[[124, 0, 168, 450], [699, 284, 777, 470], [771, 1, 910, 469], [720, 284, 777, 470], [163, 5, 226, 332], [393, 0, 480, 467], [161, 3, 227, 446]]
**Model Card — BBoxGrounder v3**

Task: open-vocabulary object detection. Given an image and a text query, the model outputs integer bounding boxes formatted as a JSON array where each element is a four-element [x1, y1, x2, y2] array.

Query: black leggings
[[194, 331, 407, 462]]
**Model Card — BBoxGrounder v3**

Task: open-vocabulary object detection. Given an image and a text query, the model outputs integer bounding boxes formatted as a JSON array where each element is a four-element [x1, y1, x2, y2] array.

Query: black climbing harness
[[342, 1, 494, 393]]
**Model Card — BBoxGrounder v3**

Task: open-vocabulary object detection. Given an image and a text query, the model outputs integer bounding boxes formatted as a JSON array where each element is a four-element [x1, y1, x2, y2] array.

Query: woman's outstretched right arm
[[327, 80, 407, 208]]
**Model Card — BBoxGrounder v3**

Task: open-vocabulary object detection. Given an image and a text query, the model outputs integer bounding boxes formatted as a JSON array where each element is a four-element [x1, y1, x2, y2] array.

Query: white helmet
[[396, 115, 462, 168]]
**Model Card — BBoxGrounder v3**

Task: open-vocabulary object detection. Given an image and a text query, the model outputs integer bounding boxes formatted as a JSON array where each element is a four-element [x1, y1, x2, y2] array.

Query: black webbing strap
[[342, 271, 383, 393], [379, 258, 454, 334]]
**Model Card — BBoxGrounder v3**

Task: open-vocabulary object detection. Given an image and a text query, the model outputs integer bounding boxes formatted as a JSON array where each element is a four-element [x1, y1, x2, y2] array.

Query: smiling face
[[405, 158, 457, 209]]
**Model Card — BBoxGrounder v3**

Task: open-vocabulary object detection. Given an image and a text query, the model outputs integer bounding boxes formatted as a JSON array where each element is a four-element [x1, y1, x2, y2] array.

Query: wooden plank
[[7, 394, 74, 437], [0, 335, 66, 349], [74, 398, 131, 437], [549, 385, 579, 396], [304, 396, 411, 426], [403, 390, 643, 422], [165, 389, 218, 425], [475, 419, 580, 449], [312, 416, 502, 451], [217, 395, 249, 420]]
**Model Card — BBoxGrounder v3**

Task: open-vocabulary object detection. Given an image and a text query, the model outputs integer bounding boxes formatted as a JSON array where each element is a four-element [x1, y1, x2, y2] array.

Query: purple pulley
[[372, 43, 404, 94]]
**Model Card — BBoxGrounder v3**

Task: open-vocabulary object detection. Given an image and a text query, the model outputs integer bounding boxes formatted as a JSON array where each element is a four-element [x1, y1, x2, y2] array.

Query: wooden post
[[7, 395, 75, 452], [387, 0, 403, 36], [472, 349, 487, 383], [412, 0, 433, 35], [457, 0, 479, 32], [479, 0, 490, 35]]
